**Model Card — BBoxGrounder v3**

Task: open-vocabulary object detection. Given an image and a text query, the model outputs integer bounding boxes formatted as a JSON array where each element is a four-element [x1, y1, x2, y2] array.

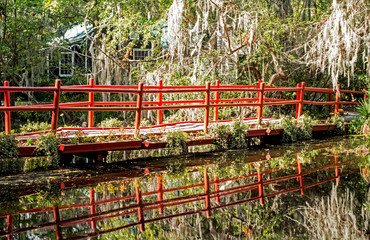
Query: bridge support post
[[51, 79, 61, 132], [88, 78, 95, 128], [157, 80, 163, 125], [295, 83, 301, 119], [204, 82, 211, 132], [4, 81, 11, 135], [135, 83, 144, 136], [256, 81, 264, 119], [214, 80, 220, 121], [334, 84, 340, 116], [297, 82, 305, 118]]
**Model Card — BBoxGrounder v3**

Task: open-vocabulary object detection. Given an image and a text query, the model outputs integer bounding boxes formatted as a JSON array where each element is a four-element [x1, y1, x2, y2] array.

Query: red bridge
[[0, 79, 366, 156]]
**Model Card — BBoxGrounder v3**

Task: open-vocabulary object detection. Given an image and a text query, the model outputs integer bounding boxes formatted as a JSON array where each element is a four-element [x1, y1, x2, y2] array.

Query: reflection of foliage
[[209, 124, 229, 151], [0, 188, 22, 215], [230, 120, 249, 149], [164, 130, 189, 154], [294, 187, 370, 239]]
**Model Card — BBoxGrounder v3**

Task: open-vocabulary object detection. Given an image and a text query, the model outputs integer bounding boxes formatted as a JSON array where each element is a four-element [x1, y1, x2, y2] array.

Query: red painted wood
[[204, 169, 211, 218], [51, 80, 61, 132], [295, 83, 301, 119], [157, 80, 163, 125], [186, 138, 215, 146], [257, 81, 264, 119], [18, 146, 36, 156], [88, 78, 95, 128], [135, 83, 144, 135], [214, 80, 220, 121], [204, 82, 211, 132], [59, 140, 142, 154], [297, 82, 305, 118], [335, 84, 340, 116], [4, 81, 11, 135]]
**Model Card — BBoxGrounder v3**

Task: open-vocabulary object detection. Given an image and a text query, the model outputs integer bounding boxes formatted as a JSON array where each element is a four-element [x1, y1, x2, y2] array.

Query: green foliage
[[98, 118, 123, 128], [349, 119, 364, 134], [331, 115, 345, 135], [229, 120, 249, 149], [164, 130, 189, 154], [19, 120, 51, 133], [0, 133, 18, 159], [209, 124, 230, 150], [281, 116, 298, 143], [30, 133, 60, 170], [296, 115, 314, 140]]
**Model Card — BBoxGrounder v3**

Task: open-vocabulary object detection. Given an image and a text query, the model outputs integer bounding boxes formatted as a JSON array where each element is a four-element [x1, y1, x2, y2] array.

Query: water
[[0, 137, 369, 239]]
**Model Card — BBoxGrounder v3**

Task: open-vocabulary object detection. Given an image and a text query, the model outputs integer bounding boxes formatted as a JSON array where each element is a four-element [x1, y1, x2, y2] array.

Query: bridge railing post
[[204, 82, 211, 132], [157, 80, 163, 125], [256, 81, 264, 119], [7, 214, 13, 240], [214, 80, 220, 121], [334, 84, 340, 116], [297, 82, 305, 118], [4, 81, 11, 135], [53, 206, 62, 240], [51, 79, 61, 132], [295, 83, 301, 119], [135, 83, 144, 136], [88, 78, 95, 128], [329, 92, 333, 115]]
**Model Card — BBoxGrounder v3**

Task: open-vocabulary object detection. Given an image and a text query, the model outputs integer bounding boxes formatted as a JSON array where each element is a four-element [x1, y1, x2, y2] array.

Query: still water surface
[[0, 136, 369, 239]]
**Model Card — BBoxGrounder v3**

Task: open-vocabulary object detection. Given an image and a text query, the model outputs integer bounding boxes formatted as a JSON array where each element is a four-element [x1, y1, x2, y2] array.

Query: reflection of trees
[[1, 140, 369, 239]]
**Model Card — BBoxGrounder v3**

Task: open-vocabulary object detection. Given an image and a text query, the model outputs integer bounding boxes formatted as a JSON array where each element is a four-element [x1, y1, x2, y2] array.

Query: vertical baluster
[[88, 78, 95, 128], [256, 81, 264, 119], [214, 175, 220, 204], [204, 82, 211, 132], [135, 83, 144, 135], [214, 80, 220, 121], [297, 82, 305, 118], [51, 79, 61, 132], [295, 83, 301, 119], [335, 84, 340, 116], [157, 80, 163, 125], [4, 81, 11, 135]]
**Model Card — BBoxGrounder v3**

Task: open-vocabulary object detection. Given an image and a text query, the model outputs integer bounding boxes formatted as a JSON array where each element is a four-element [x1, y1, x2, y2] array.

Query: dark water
[[0, 137, 369, 239]]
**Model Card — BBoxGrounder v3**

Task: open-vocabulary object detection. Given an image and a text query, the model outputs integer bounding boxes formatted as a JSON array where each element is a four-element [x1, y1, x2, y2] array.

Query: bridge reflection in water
[[0, 150, 360, 239]]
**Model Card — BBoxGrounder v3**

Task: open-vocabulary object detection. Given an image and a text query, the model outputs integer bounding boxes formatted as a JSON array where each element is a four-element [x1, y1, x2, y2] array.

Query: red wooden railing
[[0, 153, 357, 240], [0, 79, 366, 135]]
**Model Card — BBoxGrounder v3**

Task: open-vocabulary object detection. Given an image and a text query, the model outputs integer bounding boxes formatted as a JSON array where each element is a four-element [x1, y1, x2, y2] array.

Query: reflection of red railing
[[0, 154, 358, 240], [0, 79, 366, 134]]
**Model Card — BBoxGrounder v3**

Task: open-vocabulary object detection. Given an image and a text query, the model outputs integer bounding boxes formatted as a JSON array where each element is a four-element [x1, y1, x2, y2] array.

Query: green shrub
[[281, 116, 298, 143], [209, 124, 230, 150], [331, 115, 345, 135], [230, 120, 249, 149], [98, 118, 123, 128], [357, 98, 370, 120], [31, 133, 60, 170], [297, 115, 314, 140], [0, 133, 18, 159], [164, 130, 189, 154], [20, 120, 51, 133]]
